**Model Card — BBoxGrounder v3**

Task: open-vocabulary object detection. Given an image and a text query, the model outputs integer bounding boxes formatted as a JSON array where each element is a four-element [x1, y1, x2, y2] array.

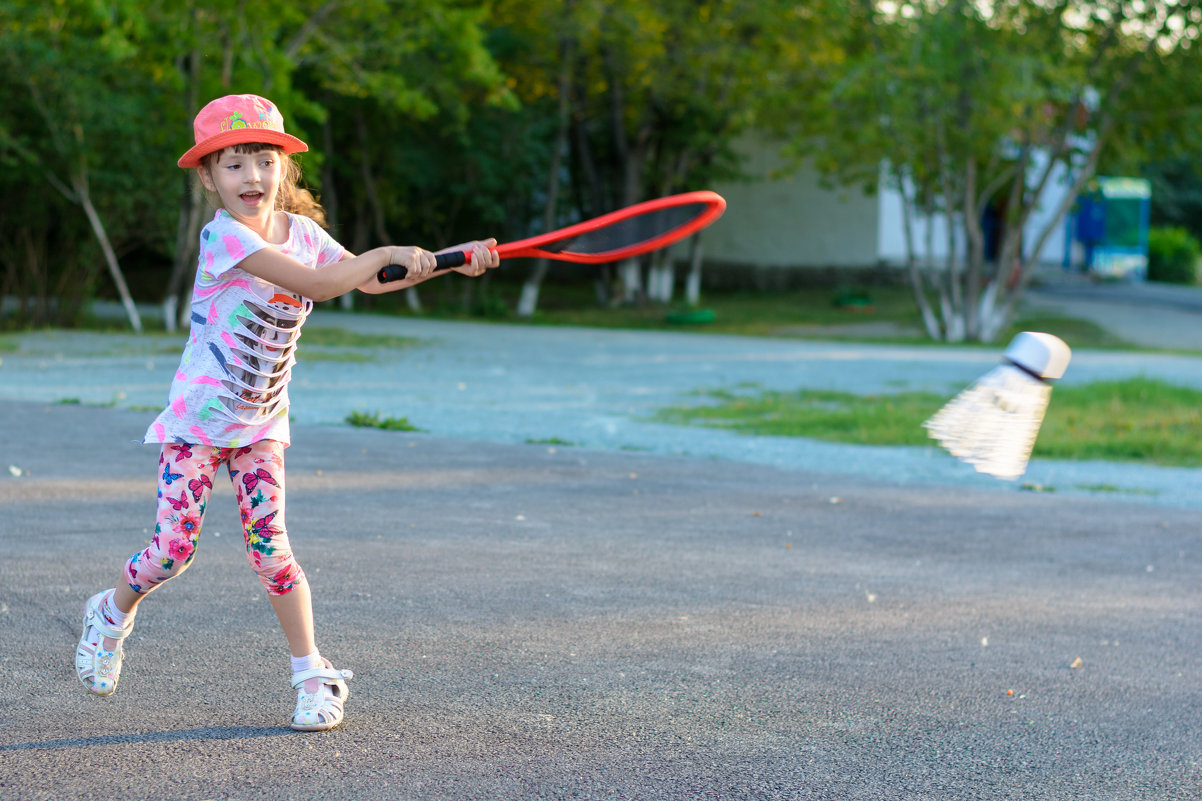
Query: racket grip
[[377, 250, 468, 283]]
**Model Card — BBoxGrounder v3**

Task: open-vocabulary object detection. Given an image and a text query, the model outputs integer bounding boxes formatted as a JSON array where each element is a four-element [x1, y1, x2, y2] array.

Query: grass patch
[[528, 285, 930, 339], [652, 377, 1202, 468], [526, 437, 577, 446], [1073, 483, 1159, 496], [1037, 378, 1202, 465], [344, 411, 423, 432], [653, 388, 945, 446], [9, 279, 1177, 354], [352, 277, 1151, 350]]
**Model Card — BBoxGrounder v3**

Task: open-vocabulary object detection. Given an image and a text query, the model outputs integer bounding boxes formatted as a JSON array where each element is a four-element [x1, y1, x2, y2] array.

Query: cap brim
[[178, 130, 309, 168]]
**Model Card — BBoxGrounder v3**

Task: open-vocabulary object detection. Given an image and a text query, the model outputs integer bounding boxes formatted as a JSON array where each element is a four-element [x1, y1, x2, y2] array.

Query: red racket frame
[[378, 190, 726, 282]]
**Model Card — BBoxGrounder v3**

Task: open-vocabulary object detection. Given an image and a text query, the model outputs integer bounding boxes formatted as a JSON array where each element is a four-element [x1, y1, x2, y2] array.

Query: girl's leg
[[228, 441, 349, 732], [110, 442, 219, 625], [227, 440, 316, 658], [269, 579, 317, 659], [79, 443, 219, 694]]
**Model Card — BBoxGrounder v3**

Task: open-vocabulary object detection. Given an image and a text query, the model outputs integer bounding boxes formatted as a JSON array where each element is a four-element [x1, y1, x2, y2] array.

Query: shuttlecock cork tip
[[1004, 331, 1071, 380]]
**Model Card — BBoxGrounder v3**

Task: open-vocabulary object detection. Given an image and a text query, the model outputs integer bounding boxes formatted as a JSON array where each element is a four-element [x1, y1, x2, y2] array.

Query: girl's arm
[[355, 239, 499, 295], [238, 239, 500, 302], [238, 245, 435, 302]]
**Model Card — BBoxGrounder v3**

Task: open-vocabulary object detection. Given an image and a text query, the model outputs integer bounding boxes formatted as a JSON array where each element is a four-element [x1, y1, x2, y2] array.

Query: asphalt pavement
[[1, 282, 1201, 800]]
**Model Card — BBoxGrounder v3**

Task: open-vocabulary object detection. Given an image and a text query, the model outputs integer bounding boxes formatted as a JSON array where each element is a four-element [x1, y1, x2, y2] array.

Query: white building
[[705, 136, 1074, 273]]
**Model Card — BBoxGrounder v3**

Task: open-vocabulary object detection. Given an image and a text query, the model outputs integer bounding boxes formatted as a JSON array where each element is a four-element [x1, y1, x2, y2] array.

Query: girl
[[74, 93, 499, 731]]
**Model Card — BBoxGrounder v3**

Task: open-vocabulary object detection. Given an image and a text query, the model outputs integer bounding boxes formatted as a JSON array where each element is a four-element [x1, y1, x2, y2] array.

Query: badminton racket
[[377, 190, 727, 283], [924, 331, 1071, 480]]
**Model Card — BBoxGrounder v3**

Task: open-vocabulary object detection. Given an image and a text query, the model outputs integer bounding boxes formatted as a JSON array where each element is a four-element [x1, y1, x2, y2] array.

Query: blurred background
[[3, 0, 1202, 342]]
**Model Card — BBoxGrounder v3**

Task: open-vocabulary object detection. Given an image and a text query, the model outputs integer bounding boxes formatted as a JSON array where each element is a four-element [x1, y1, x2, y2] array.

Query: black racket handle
[[377, 250, 467, 283]]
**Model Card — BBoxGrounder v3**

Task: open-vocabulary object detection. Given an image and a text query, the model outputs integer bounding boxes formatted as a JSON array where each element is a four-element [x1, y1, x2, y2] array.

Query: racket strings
[[537, 203, 708, 256]]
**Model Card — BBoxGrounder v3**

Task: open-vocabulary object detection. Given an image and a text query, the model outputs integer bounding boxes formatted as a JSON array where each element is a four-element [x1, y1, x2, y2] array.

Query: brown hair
[[198, 143, 328, 227]]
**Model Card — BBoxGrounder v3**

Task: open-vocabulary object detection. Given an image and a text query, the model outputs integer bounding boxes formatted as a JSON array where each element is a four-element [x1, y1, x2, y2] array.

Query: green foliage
[[1145, 159, 1202, 244], [0, 0, 179, 324], [0, 0, 515, 323], [775, 0, 1202, 342], [1146, 226, 1200, 285], [5, 0, 1202, 337]]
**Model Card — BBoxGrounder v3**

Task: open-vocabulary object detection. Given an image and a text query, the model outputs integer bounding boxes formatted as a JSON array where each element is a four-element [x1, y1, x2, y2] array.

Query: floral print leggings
[[125, 440, 305, 597]]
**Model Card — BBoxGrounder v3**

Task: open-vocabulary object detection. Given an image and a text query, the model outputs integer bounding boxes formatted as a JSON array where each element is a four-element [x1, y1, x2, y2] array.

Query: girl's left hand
[[446, 239, 500, 277]]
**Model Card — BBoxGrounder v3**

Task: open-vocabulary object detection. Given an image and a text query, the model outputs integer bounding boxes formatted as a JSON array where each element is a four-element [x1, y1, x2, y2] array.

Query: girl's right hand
[[447, 239, 500, 277]]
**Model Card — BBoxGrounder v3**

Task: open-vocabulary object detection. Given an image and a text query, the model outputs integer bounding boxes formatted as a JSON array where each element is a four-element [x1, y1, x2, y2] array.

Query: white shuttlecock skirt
[[923, 364, 1053, 480]]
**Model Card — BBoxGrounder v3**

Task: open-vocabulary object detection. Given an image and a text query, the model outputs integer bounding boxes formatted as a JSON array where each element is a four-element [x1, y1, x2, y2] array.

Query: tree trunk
[[646, 250, 674, 303], [685, 233, 703, 306], [164, 175, 204, 332], [73, 173, 142, 333], [518, 37, 575, 319], [617, 259, 642, 304], [894, 167, 940, 339], [164, 39, 208, 332]]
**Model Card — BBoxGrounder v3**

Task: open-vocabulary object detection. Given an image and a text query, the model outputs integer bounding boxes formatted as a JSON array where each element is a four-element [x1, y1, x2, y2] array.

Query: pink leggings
[[125, 440, 305, 597]]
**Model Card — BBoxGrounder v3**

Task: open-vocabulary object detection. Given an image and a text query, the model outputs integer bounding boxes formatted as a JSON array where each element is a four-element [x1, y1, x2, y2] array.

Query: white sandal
[[290, 659, 353, 732], [75, 590, 135, 697]]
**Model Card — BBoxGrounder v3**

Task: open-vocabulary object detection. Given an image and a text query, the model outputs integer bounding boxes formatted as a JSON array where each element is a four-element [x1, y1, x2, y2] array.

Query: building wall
[[707, 136, 1071, 271], [877, 151, 1069, 267], [706, 136, 880, 268]]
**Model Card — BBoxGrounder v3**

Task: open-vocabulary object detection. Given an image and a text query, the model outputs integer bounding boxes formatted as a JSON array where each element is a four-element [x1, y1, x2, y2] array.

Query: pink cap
[[178, 94, 308, 168]]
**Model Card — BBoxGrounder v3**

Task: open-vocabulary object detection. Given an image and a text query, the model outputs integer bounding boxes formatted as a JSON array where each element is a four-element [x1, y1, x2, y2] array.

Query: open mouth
[[240, 192, 264, 205]]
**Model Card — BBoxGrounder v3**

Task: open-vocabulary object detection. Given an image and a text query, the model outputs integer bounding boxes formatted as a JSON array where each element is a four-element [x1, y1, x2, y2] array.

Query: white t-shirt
[[145, 210, 345, 448]]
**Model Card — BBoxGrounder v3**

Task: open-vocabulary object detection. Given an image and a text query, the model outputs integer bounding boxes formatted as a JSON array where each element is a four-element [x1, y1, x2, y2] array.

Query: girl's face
[[199, 147, 283, 231]]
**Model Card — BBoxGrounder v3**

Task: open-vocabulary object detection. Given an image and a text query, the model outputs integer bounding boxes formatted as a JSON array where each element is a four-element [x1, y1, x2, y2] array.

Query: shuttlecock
[[924, 332, 1071, 480]]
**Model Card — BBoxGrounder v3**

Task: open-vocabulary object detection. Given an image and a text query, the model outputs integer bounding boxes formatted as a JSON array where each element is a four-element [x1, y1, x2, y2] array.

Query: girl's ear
[[197, 165, 216, 192]]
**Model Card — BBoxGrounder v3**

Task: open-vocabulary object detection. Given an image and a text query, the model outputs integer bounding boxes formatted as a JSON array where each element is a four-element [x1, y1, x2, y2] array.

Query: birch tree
[[783, 0, 1202, 342]]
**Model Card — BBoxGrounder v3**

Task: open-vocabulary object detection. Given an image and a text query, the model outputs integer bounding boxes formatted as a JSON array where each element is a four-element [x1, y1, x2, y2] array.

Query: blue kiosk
[[1066, 176, 1152, 280]]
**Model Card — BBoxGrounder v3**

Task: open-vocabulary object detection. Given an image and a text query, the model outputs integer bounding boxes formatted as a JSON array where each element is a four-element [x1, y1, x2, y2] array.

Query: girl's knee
[[126, 529, 199, 593], [245, 525, 305, 594], [252, 553, 306, 595]]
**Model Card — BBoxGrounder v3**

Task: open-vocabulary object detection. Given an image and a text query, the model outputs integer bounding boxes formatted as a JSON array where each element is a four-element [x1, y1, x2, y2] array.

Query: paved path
[[1026, 278, 1202, 351], [2, 291, 1202, 800], [1, 400, 1200, 801]]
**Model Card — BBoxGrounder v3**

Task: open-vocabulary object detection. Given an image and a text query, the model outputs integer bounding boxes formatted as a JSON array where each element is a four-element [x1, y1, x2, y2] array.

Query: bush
[[1147, 226, 1201, 284]]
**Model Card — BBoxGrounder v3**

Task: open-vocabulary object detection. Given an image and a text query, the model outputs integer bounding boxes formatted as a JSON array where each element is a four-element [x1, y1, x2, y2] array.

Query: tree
[[0, 0, 181, 331], [292, 0, 517, 312], [0, 0, 515, 331], [779, 0, 1202, 342], [490, 0, 840, 313], [152, 0, 350, 329]]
